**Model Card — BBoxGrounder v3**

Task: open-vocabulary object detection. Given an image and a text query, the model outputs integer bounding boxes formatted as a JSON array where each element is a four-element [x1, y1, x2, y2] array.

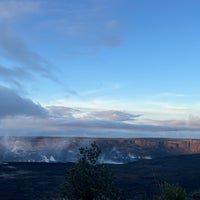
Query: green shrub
[[189, 189, 200, 200], [64, 142, 120, 200], [153, 182, 187, 200]]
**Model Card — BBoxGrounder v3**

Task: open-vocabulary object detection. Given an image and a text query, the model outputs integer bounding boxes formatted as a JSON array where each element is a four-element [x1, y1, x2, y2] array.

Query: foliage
[[153, 182, 187, 200], [188, 189, 200, 200], [64, 142, 120, 200]]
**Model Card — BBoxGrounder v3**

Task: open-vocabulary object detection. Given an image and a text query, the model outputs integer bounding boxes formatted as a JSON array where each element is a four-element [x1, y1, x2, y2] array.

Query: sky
[[1, 0, 200, 138]]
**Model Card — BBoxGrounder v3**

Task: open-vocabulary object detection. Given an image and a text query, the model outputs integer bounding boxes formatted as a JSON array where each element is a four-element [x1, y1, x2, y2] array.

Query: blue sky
[[1, 0, 200, 138]]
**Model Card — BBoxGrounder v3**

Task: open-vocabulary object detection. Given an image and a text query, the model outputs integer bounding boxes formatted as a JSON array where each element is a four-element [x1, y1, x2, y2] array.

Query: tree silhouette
[[64, 142, 120, 200]]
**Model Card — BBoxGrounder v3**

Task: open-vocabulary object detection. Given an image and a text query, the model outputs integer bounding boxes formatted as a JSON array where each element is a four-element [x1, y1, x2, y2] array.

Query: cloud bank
[[0, 86, 47, 118], [1, 92, 200, 138]]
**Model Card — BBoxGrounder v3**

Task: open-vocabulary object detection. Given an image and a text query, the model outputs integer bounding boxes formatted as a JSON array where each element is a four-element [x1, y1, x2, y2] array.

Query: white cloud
[[1, 101, 200, 138], [91, 110, 141, 121], [188, 115, 200, 128]]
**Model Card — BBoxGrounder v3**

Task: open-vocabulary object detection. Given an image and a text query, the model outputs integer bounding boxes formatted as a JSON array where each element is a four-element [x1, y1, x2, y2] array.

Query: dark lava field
[[1, 154, 200, 200]]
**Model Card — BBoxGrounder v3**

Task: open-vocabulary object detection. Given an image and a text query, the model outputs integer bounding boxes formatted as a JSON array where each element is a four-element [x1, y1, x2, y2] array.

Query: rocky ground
[[1, 154, 200, 200]]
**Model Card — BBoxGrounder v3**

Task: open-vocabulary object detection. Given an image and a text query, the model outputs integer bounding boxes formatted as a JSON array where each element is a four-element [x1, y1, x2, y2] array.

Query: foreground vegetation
[[64, 142, 120, 200], [61, 143, 200, 200]]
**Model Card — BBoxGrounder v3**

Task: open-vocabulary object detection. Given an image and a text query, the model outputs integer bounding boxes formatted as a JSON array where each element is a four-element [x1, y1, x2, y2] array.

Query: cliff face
[[1, 137, 200, 163], [133, 138, 200, 154], [94, 138, 200, 162]]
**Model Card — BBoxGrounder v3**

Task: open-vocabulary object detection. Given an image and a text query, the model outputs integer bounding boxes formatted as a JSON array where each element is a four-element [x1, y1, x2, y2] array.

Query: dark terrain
[[1, 154, 200, 200]]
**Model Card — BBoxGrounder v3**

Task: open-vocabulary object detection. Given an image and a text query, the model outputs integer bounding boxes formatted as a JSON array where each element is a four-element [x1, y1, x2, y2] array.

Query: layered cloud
[[1, 92, 200, 138], [0, 27, 57, 88], [90, 110, 141, 121], [0, 0, 61, 93], [0, 86, 47, 118], [0, 0, 123, 100]]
